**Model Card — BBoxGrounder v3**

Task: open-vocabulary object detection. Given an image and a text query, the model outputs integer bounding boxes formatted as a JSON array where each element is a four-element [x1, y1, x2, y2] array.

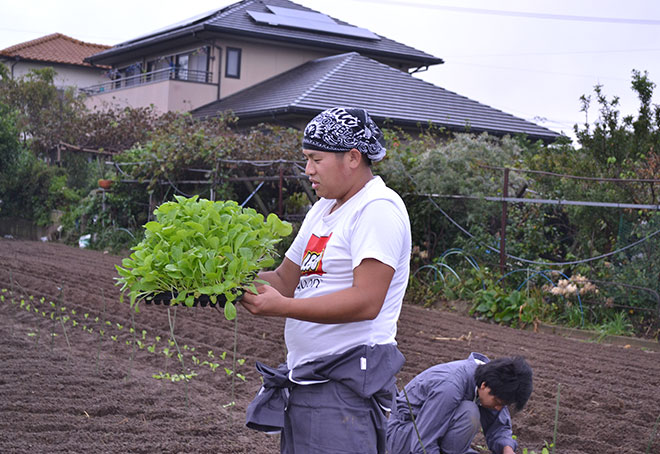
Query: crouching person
[[387, 353, 533, 454]]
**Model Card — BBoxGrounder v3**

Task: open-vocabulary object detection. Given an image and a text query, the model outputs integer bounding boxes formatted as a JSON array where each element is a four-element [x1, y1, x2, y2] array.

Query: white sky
[[1, 0, 660, 141]]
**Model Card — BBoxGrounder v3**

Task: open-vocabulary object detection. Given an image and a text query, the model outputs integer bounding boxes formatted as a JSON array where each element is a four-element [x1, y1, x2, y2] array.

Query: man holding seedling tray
[[241, 106, 412, 454]]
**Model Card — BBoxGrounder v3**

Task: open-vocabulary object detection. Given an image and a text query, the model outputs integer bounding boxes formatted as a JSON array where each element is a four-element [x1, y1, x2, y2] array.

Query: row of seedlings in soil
[[0, 287, 247, 386]]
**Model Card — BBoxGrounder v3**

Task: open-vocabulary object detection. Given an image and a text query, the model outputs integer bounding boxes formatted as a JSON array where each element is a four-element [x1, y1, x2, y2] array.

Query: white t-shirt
[[284, 176, 412, 369]]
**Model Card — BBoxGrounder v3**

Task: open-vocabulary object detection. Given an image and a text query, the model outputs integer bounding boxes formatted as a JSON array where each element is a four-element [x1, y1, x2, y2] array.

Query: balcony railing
[[80, 67, 213, 95]]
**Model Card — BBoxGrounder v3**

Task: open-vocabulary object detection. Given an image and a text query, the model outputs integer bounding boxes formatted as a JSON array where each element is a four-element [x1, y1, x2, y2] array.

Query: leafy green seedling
[[115, 196, 292, 316]]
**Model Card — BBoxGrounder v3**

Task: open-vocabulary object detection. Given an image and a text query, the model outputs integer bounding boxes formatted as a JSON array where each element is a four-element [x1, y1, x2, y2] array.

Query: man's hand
[[502, 445, 516, 454], [240, 284, 289, 317]]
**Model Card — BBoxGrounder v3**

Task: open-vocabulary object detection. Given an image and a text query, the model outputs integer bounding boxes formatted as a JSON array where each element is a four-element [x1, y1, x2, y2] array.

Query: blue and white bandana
[[302, 107, 386, 162]]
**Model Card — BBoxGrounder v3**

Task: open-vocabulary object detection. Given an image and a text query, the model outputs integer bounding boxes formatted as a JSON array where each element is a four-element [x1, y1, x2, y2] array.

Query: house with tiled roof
[[84, 0, 560, 142], [0, 33, 110, 89]]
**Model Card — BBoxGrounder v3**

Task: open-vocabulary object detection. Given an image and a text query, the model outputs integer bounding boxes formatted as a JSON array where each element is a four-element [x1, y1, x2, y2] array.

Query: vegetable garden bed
[[0, 239, 658, 454]]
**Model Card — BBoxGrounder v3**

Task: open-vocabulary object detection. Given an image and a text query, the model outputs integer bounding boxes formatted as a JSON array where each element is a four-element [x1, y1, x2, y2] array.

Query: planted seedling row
[[1, 288, 248, 382]]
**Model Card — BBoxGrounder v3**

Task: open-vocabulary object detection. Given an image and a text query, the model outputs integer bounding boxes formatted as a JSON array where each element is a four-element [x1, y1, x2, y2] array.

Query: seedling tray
[[145, 291, 241, 308]]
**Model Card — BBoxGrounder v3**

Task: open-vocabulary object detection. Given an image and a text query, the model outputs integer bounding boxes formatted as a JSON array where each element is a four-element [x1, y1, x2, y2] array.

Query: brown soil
[[1, 239, 658, 454]]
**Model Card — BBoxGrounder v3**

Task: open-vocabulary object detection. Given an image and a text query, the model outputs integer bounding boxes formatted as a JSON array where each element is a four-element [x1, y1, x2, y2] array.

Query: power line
[[480, 165, 660, 183], [353, 0, 660, 25], [443, 48, 660, 59]]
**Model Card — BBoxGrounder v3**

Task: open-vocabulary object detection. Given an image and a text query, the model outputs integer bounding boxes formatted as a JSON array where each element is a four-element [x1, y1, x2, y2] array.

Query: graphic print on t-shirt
[[300, 233, 332, 276]]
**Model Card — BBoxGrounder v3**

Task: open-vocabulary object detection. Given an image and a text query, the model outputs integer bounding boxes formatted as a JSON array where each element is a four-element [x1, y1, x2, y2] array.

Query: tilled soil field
[[0, 239, 658, 454]]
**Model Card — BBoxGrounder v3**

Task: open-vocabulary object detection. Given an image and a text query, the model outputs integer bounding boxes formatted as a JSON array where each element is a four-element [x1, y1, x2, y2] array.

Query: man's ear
[[348, 148, 364, 168]]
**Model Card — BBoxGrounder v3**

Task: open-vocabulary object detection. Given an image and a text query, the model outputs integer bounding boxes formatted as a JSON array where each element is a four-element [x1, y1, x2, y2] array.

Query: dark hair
[[474, 356, 533, 411]]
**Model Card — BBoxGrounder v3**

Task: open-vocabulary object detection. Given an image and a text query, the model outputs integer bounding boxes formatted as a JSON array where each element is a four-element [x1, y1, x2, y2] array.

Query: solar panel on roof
[[246, 6, 380, 40]]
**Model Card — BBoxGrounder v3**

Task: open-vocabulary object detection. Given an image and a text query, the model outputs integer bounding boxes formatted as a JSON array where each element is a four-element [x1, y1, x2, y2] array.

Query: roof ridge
[[214, 0, 258, 20], [0, 33, 64, 54], [291, 52, 358, 106], [1, 33, 110, 55]]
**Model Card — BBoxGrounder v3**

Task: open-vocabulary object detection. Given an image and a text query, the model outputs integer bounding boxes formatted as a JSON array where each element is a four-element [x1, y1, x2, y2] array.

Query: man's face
[[477, 383, 507, 411], [303, 149, 350, 200]]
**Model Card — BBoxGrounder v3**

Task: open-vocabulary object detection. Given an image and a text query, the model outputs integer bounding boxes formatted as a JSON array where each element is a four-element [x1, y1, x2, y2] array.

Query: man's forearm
[[258, 269, 295, 297]]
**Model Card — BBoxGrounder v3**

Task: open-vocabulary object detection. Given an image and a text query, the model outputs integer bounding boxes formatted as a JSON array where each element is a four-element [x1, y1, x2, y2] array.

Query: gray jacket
[[390, 352, 517, 454]]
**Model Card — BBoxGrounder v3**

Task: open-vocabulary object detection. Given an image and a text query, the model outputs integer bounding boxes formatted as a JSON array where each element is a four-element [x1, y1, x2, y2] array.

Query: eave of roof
[[192, 52, 561, 143], [87, 0, 442, 68]]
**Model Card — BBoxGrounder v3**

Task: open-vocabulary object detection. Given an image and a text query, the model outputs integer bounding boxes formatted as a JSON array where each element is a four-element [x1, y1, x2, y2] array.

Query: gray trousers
[[280, 380, 388, 454], [386, 401, 480, 454]]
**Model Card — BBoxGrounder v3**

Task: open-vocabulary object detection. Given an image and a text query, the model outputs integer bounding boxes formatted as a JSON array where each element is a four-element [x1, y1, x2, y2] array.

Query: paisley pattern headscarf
[[302, 107, 386, 162]]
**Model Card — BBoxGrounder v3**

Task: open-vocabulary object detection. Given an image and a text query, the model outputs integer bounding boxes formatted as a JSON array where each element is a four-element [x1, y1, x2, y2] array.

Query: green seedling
[[208, 362, 220, 372], [111, 335, 118, 342], [152, 371, 198, 382], [141, 330, 147, 340], [115, 196, 292, 315], [147, 344, 156, 353]]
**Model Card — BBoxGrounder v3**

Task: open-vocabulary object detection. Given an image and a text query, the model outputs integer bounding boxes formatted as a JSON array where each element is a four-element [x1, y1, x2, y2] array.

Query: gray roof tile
[[88, 0, 442, 67], [192, 52, 560, 142]]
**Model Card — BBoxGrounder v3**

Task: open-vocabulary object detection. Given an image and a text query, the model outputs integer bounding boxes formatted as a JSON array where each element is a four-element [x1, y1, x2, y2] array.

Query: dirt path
[[0, 239, 658, 454]]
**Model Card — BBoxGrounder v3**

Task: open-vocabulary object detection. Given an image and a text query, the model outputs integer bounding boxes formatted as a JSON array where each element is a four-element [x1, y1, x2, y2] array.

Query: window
[[176, 54, 189, 80], [225, 47, 241, 78], [145, 47, 209, 83]]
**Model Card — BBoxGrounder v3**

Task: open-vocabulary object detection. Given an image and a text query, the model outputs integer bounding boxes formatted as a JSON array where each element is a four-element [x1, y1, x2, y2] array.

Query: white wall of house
[[4, 60, 108, 89], [84, 79, 217, 113], [214, 39, 329, 99]]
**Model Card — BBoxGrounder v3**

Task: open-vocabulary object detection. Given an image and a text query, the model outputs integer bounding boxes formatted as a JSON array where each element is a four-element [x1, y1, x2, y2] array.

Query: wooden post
[[278, 167, 284, 216], [500, 167, 509, 275]]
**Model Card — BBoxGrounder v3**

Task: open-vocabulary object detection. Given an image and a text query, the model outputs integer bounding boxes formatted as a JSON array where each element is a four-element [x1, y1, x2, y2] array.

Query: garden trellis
[[106, 157, 315, 221], [404, 163, 660, 322]]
